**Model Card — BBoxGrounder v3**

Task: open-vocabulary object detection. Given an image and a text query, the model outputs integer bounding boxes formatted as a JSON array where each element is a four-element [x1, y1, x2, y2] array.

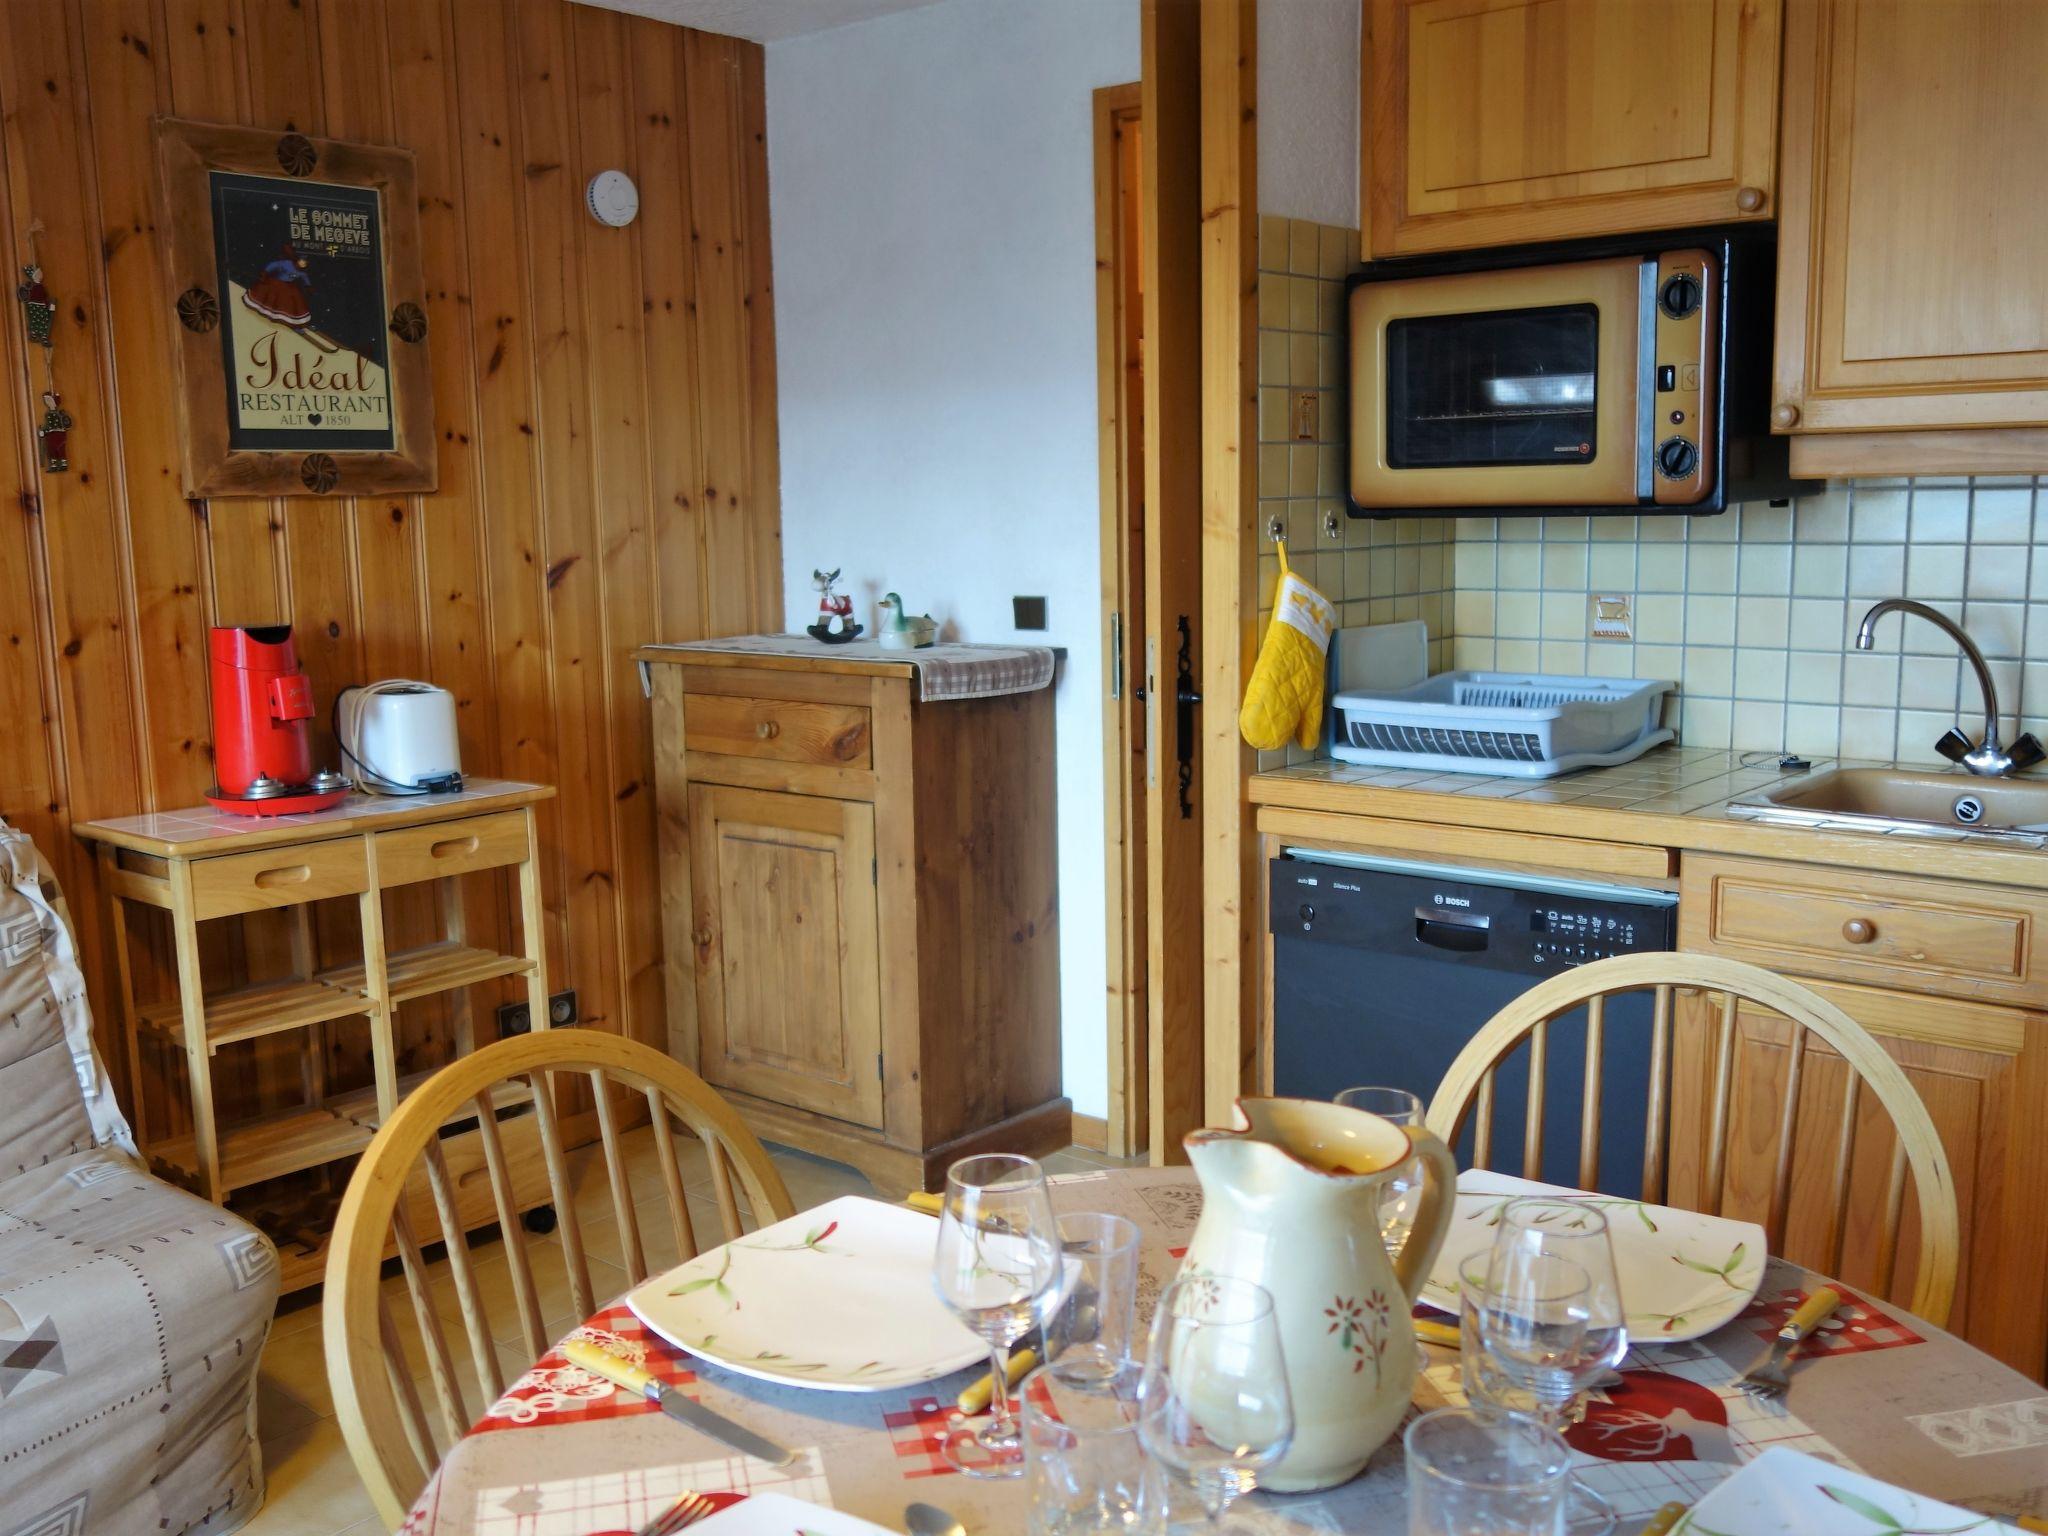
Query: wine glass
[[932, 1154, 1065, 1478], [1484, 1199, 1630, 1533], [1472, 1252, 1595, 1416], [1334, 1086, 1425, 1253], [1137, 1274, 1295, 1530]]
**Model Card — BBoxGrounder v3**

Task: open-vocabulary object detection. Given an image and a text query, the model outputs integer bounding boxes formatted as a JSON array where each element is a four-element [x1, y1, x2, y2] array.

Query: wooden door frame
[[1094, 81, 1147, 1158], [1199, 0, 1259, 1125], [1140, 0, 1208, 1164]]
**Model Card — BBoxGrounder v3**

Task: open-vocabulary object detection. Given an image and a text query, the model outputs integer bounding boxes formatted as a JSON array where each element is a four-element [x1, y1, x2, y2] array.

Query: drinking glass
[[1022, 1356, 1166, 1535], [1485, 1199, 1630, 1533], [1046, 1212, 1142, 1376], [1484, 1199, 1628, 1422], [1137, 1275, 1294, 1530], [933, 1153, 1065, 1477], [1457, 1251, 1539, 1415], [1471, 1253, 1595, 1418], [1333, 1086, 1425, 1253], [1405, 1406, 1572, 1536]]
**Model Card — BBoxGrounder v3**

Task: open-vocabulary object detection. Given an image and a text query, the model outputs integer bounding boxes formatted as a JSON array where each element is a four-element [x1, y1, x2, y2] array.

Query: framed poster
[[155, 117, 436, 496]]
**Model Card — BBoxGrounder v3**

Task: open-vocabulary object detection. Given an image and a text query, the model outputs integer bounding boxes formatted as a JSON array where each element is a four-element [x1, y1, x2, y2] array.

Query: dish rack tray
[[1331, 671, 1674, 778]]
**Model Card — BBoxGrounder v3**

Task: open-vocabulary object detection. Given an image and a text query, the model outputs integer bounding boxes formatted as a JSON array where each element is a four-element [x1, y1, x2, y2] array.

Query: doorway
[[1094, 82, 1145, 1156]]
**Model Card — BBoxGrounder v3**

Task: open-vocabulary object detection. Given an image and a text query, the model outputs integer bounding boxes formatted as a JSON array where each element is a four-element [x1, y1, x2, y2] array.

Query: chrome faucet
[[1855, 598, 2043, 777]]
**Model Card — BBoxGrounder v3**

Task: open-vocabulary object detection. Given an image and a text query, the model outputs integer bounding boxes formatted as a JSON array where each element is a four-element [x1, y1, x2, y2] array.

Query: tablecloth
[[403, 1168, 2048, 1535]]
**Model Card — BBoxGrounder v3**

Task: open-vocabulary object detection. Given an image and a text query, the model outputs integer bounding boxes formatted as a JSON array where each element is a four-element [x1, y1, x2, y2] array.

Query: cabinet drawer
[[683, 693, 872, 769], [1680, 853, 2048, 1008], [188, 839, 369, 919], [373, 810, 530, 888]]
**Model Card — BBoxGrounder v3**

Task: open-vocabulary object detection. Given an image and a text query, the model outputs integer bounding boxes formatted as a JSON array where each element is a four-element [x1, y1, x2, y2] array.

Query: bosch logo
[[1435, 894, 1470, 908]]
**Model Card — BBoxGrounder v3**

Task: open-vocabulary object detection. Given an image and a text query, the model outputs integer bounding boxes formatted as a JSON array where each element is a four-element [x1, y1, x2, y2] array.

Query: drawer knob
[[756, 720, 781, 740], [1772, 402, 1801, 429], [1842, 917, 1877, 945], [1735, 185, 1766, 213]]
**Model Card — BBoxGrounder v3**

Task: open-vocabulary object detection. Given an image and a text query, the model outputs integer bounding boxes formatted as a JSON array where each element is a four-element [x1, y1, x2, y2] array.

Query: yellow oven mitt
[[1239, 544, 1336, 751]]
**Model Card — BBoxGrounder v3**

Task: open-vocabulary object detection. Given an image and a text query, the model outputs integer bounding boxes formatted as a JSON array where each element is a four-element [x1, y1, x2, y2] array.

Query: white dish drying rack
[[1331, 671, 1674, 778]]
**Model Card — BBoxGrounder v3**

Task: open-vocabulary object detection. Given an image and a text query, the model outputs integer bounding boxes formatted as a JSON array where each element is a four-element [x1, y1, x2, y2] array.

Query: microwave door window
[[1385, 304, 1600, 469]]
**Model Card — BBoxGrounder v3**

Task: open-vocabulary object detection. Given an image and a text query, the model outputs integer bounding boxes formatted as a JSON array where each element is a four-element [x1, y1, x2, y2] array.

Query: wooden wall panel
[[0, 0, 782, 1130]]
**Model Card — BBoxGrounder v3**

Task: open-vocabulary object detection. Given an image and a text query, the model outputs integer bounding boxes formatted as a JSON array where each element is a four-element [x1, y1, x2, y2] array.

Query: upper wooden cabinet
[[1360, 0, 1783, 257], [1772, 0, 2048, 458]]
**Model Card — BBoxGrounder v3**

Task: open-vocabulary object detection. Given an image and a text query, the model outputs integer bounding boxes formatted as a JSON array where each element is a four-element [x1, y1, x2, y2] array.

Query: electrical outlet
[[1013, 595, 1047, 630], [495, 990, 577, 1036], [1590, 593, 1635, 642]]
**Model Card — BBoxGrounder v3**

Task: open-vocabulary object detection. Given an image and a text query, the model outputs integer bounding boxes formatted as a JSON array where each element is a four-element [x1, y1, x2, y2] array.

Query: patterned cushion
[[0, 1150, 278, 1536]]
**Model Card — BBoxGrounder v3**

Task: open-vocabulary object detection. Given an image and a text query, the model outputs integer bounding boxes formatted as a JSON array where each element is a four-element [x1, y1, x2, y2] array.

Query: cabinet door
[[1773, 0, 2048, 433], [1666, 976, 2048, 1378], [1362, 0, 1781, 257], [688, 784, 885, 1129]]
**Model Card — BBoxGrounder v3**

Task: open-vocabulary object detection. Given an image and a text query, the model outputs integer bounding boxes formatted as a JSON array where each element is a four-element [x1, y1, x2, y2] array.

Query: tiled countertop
[[1250, 745, 2048, 888]]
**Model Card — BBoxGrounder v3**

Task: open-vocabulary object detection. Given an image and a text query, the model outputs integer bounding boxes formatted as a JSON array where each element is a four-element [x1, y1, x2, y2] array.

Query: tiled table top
[[1257, 746, 1851, 818], [72, 778, 553, 857]]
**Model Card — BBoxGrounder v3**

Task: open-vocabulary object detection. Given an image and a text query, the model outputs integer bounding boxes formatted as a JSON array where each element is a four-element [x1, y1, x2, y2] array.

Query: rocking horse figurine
[[806, 567, 863, 644]]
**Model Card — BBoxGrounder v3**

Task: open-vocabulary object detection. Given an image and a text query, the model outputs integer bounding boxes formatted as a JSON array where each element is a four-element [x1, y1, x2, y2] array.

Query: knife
[[565, 1339, 795, 1467]]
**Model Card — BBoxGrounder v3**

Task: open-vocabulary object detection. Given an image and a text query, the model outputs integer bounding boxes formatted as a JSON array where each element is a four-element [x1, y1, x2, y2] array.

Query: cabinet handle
[[1842, 917, 1877, 945], [755, 720, 781, 740], [431, 835, 480, 860], [1735, 185, 1766, 213], [1772, 403, 1801, 429], [253, 863, 312, 889]]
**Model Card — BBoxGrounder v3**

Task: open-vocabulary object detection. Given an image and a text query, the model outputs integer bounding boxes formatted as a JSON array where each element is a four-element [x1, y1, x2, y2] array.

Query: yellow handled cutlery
[[1736, 1286, 1842, 1400], [565, 1340, 794, 1466]]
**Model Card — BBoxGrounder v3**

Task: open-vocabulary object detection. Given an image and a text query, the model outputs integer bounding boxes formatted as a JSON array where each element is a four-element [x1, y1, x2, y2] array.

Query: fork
[[1736, 1286, 1841, 1399], [636, 1490, 718, 1536]]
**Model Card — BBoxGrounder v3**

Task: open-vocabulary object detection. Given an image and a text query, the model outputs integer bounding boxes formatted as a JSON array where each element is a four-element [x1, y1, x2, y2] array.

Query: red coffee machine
[[206, 625, 351, 815]]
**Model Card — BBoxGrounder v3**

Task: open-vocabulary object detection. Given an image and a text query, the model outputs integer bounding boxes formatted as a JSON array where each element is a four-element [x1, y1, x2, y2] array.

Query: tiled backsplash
[[1256, 217, 1453, 769], [1447, 482, 2048, 766], [1249, 216, 2048, 772]]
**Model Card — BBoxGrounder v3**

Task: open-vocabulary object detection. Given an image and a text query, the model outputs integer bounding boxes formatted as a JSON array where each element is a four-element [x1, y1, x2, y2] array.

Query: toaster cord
[[334, 679, 438, 796]]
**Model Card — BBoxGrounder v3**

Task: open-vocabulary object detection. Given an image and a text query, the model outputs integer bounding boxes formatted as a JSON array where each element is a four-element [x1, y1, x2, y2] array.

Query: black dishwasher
[[1270, 848, 1678, 1196]]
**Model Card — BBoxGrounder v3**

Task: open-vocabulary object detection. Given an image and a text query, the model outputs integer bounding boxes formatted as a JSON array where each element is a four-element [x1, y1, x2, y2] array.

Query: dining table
[[399, 1166, 2048, 1535]]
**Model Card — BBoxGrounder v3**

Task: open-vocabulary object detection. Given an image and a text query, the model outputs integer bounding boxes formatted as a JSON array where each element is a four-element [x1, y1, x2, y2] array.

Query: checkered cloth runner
[[641, 635, 1054, 701]]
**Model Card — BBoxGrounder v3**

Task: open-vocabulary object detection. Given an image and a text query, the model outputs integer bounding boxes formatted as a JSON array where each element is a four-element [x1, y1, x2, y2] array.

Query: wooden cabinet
[[641, 646, 1069, 1191], [688, 784, 885, 1129], [1360, 0, 1782, 257], [1679, 855, 2048, 1377], [1772, 0, 2048, 472]]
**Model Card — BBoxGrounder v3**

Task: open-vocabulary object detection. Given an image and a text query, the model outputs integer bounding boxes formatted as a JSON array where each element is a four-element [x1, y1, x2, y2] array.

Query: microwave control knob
[[1656, 436, 1700, 480], [1657, 271, 1703, 319]]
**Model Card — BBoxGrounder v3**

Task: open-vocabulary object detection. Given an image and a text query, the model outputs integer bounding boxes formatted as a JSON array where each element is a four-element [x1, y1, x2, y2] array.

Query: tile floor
[[245, 1132, 1131, 1536]]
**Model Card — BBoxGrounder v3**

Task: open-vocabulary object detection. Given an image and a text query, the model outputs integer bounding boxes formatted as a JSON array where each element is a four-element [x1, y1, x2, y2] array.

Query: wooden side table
[[75, 779, 555, 1290]]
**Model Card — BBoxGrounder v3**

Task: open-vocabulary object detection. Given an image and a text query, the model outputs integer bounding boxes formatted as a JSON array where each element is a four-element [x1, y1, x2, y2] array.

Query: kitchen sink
[[1726, 767, 2048, 847]]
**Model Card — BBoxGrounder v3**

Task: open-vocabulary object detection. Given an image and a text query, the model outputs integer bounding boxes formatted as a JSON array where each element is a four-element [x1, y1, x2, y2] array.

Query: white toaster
[[336, 681, 461, 793]]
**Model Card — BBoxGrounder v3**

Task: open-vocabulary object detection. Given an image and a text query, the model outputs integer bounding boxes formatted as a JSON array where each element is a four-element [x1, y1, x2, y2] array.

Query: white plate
[[1418, 1170, 1767, 1343], [1678, 1446, 2020, 1534], [626, 1194, 986, 1392], [686, 1493, 901, 1536]]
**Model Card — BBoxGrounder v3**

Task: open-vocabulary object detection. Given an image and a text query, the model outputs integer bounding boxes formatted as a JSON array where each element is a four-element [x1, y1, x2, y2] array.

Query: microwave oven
[[1346, 230, 1809, 518]]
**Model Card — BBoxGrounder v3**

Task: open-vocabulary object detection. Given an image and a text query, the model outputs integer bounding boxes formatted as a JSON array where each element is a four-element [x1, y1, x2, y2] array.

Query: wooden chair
[[1423, 951, 1959, 1328], [324, 1030, 796, 1528]]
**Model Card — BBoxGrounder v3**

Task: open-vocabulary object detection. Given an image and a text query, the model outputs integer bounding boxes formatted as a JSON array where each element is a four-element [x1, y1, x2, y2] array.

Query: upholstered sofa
[[0, 819, 279, 1536]]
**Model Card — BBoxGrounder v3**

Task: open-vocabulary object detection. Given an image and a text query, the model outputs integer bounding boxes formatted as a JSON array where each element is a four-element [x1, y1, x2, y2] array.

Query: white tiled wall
[[1255, 217, 1454, 770], [1446, 480, 2048, 764]]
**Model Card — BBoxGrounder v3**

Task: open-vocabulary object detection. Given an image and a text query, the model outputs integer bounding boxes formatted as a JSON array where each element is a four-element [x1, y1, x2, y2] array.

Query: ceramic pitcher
[[1180, 1097, 1456, 1491]]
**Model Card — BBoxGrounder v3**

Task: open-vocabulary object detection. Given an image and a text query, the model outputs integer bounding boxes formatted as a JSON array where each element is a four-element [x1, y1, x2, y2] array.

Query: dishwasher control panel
[[1271, 854, 1676, 976]]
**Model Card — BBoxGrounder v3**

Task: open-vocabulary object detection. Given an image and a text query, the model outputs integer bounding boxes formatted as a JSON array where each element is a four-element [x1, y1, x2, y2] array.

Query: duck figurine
[[878, 592, 938, 650]]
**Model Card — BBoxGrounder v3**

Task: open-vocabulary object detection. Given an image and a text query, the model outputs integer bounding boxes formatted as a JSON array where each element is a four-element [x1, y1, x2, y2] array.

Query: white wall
[[1258, 0, 1359, 226], [766, 0, 1139, 1119]]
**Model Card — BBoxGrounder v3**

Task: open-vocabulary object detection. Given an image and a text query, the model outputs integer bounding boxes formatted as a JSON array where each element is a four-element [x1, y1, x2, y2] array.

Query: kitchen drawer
[[188, 838, 369, 919], [1679, 853, 2048, 1008], [373, 810, 530, 888], [683, 692, 872, 769]]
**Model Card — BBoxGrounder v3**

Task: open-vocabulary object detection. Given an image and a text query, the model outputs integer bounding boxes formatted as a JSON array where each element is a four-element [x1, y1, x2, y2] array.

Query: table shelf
[[137, 974, 369, 1053], [321, 939, 536, 1005]]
